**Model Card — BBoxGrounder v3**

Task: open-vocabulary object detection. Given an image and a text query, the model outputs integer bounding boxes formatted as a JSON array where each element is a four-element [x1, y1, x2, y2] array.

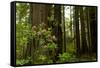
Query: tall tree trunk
[[85, 7, 92, 55], [89, 7, 97, 54], [62, 5, 66, 52], [32, 4, 48, 26], [79, 7, 88, 54], [24, 4, 49, 64], [70, 6, 73, 37], [54, 5, 62, 61], [74, 6, 81, 57]]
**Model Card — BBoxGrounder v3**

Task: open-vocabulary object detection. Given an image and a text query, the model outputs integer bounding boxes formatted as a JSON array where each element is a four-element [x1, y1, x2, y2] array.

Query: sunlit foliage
[[16, 3, 97, 66]]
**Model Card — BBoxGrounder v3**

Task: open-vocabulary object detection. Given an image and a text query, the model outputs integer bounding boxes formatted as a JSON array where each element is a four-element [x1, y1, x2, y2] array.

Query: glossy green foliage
[[16, 22, 32, 59], [16, 57, 31, 65], [16, 59, 30, 65], [16, 3, 32, 65], [58, 52, 76, 63]]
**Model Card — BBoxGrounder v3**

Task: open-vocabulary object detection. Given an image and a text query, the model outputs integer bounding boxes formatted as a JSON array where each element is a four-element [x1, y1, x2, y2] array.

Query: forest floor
[[66, 42, 96, 62]]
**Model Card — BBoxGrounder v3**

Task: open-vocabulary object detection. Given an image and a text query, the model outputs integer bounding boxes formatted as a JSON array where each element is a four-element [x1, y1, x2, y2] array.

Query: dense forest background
[[16, 3, 97, 65]]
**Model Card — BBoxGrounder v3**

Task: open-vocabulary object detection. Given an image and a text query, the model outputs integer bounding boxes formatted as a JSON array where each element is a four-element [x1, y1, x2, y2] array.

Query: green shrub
[[57, 52, 76, 63], [16, 59, 30, 65], [16, 59, 24, 65], [16, 22, 32, 59], [16, 22, 57, 65]]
